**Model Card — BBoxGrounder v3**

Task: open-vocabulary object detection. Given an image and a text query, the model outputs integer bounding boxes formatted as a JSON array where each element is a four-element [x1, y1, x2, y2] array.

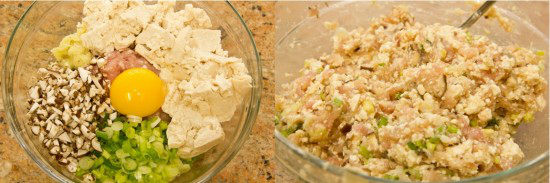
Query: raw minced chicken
[[276, 7, 546, 182]]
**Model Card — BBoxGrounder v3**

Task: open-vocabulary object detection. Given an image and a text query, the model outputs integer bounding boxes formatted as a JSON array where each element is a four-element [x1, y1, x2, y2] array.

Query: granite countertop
[[0, 1, 274, 182]]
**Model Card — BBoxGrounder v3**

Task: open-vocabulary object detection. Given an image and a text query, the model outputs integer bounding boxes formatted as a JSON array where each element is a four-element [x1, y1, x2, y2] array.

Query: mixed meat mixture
[[276, 7, 546, 181]]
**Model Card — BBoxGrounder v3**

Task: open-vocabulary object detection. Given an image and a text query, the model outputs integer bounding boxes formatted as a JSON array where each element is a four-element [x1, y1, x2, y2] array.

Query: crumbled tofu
[[134, 24, 175, 65], [80, 0, 210, 57], [189, 29, 222, 53], [166, 109, 224, 158]]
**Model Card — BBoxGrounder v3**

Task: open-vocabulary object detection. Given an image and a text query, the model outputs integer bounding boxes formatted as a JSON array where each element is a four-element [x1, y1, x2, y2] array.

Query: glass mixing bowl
[[3, 1, 261, 182], [275, 1, 548, 183]]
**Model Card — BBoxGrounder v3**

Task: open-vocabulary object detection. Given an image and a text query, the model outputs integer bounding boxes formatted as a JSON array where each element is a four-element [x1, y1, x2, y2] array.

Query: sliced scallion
[[78, 157, 94, 170], [111, 122, 123, 131]]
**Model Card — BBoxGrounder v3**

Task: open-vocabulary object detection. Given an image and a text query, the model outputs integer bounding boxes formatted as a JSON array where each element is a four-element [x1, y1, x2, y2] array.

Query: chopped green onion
[[78, 157, 94, 170], [128, 121, 139, 128], [114, 171, 127, 183], [92, 157, 104, 169], [407, 168, 423, 180], [159, 121, 168, 131], [466, 31, 473, 44], [111, 122, 123, 131], [320, 92, 326, 101], [150, 117, 161, 128], [115, 149, 129, 159], [447, 124, 459, 133], [163, 165, 180, 179], [393, 92, 403, 100], [138, 166, 152, 174], [153, 128, 162, 138], [113, 116, 126, 123], [123, 125, 136, 139], [383, 174, 399, 180], [121, 141, 134, 155], [102, 151, 111, 159], [75, 168, 87, 177], [152, 142, 165, 155], [414, 140, 426, 149], [378, 63, 386, 67], [279, 129, 293, 137], [523, 112, 534, 123], [362, 100, 375, 114], [469, 120, 478, 127], [536, 50, 545, 56], [333, 98, 343, 107], [96, 130, 109, 140], [76, 117, 191, 182], [377, 115, 388, 128], [134, 171, 143, 181], [358, 146, 372, 159], [127, 115, 142, 123], [426, 142, 436, 152], [437, 126, 444, 133], [440, 49, 447, 61], [486, 118, 499, 128], [181, 164, 191, 173], [104, 127, 114, 138], [112, 131, 120, 142], [407, 141, 418, 151], [428, 137, 441, 144], [122, 158, 137, 171], [274, 116, 280, 126]]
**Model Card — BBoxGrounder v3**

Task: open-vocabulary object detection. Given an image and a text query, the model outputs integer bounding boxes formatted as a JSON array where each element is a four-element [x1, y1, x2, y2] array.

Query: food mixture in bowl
[[276, 7, 546, 182], [26, 0, 251, 182]]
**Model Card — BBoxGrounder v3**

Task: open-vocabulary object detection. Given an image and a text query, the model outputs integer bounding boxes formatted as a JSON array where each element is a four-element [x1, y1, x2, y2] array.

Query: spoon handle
[[459, 1, 497, 29]]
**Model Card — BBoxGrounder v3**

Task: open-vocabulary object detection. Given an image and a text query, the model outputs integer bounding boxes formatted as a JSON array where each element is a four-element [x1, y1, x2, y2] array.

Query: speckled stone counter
[[0, 1, 274, 182], [212, 2, 275, 182]]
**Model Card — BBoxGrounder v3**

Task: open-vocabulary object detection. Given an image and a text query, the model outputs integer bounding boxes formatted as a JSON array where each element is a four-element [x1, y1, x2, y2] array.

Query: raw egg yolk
[[110, 68, 166, 117]]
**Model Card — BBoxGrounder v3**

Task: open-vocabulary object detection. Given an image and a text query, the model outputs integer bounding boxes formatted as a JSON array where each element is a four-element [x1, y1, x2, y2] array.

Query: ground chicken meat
[[276, 7, 546, 181], [100, 49, 160, 81]]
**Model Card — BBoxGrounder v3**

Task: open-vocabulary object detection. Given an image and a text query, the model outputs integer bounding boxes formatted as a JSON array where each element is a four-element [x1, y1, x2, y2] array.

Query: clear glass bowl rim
[[274, 1, 549, 183], [2, 1, 262, 182]]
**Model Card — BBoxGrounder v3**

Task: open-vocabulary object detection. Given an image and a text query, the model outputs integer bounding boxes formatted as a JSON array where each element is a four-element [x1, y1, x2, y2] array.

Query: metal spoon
[[459, 1, 496, 29]]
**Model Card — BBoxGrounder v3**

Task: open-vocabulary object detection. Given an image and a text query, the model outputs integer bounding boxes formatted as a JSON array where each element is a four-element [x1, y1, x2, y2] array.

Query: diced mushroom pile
[[27, 63, 114, 172]]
